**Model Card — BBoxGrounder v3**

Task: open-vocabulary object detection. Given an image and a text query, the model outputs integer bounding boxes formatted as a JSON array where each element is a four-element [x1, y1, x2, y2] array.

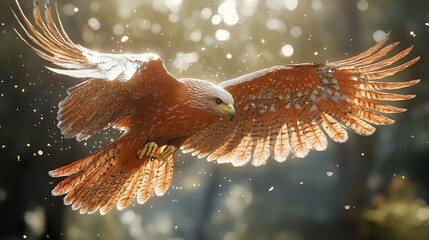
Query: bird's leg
[[154, 145, 177, 161], [137, 142, 158, 159]]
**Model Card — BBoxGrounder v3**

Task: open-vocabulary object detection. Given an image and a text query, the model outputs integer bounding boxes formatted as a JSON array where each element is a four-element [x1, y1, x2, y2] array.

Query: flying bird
[[13, 0, 419, 214]]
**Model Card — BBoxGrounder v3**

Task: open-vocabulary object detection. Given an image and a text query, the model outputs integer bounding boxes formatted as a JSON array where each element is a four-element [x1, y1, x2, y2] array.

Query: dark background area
[[1, 0, 429, 239]]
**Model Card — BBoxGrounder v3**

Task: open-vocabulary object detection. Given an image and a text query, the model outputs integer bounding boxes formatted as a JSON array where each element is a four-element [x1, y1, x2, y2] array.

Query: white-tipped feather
[[13, 0, 160, 82]]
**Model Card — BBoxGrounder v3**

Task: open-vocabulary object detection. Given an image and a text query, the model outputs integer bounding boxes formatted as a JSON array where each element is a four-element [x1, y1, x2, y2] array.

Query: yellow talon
[[137, 142, 158, 159], [137, 142, 176, 161], [155, 145, 177, 161]]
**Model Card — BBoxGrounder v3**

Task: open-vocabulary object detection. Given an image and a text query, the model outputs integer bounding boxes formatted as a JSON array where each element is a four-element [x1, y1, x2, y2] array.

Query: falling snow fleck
[[268, 186, 274, 191], [326, 171, 333, 177]]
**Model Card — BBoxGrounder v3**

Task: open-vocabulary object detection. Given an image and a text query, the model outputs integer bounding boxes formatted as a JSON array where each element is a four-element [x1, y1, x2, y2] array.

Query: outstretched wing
[[182, 34, 419, 166], [13, 0, 180, 140]]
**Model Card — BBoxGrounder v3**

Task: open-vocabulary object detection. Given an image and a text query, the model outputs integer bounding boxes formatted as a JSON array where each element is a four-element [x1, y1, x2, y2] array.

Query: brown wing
[[13, 0, 180, 140], [182, 34, 419, 166]]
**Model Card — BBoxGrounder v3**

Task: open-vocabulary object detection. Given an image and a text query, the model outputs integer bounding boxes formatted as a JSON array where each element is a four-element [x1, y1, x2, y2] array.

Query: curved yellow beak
[[218, 103, 235, 120]]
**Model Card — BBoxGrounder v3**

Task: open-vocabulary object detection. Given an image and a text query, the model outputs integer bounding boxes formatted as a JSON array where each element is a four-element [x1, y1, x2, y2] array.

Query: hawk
[[13, 0, 419, 214]]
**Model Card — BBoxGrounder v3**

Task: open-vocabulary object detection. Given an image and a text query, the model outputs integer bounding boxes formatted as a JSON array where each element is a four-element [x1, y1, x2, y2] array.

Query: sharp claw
[[136, 142, 176, 161], [157, 145, 176, 161], [147, 144, 157, 159], [136, 142, 158, 159], [136, 148, 145, 159]]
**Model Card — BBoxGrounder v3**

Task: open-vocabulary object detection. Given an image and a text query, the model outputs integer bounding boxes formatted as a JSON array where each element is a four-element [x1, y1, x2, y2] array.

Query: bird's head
[[181, 78, 235, 120]]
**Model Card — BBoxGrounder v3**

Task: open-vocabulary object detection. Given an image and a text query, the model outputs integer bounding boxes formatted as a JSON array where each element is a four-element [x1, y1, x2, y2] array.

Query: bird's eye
[[215, 98, 223, 105]]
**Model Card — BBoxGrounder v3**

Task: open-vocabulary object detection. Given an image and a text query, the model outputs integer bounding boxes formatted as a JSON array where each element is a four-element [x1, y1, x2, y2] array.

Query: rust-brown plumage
[[13, 0, 419, 214]]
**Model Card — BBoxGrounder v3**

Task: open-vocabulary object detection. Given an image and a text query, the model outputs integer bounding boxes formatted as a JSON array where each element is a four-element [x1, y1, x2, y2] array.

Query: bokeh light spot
[[357, 0, 369, 11], [215, 29, 231, 41], [280, 44, 294, 57], [373, 30, 386, 42]]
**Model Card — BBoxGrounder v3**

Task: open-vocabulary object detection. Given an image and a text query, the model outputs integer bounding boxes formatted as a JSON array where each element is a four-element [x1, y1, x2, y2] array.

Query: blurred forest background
[[1, 0, 429, 239]]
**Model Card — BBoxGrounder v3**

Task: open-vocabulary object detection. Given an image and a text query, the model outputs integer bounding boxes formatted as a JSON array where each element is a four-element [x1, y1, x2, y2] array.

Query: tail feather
[[79, 168, 131, 214], [49, 134, 175, 214], [137, 160, 158, 204], [155, 155, 175, 196], [75, 167, 127, 214], [48, 154, 94, 178], [117, 170, 142, 211], [51, 140, 119, 196]]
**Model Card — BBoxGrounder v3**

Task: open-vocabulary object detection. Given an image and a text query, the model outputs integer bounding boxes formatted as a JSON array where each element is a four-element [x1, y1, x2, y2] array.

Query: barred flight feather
[[183, 33, 418, 165], [137, 159, 158, 205], [154, 155, 175, 196], [117, 169, 142, 210], [13, 0, 160, 82], [274, 123, 291, 162]]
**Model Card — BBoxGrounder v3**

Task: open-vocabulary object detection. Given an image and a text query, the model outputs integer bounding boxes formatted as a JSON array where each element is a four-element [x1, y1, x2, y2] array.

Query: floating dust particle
[[37, 150, 43, 156], [268, 186, 274, 191], [326, 171, 334, 177], [121, 36, 129, 42], [344, 205, 351, 210]]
